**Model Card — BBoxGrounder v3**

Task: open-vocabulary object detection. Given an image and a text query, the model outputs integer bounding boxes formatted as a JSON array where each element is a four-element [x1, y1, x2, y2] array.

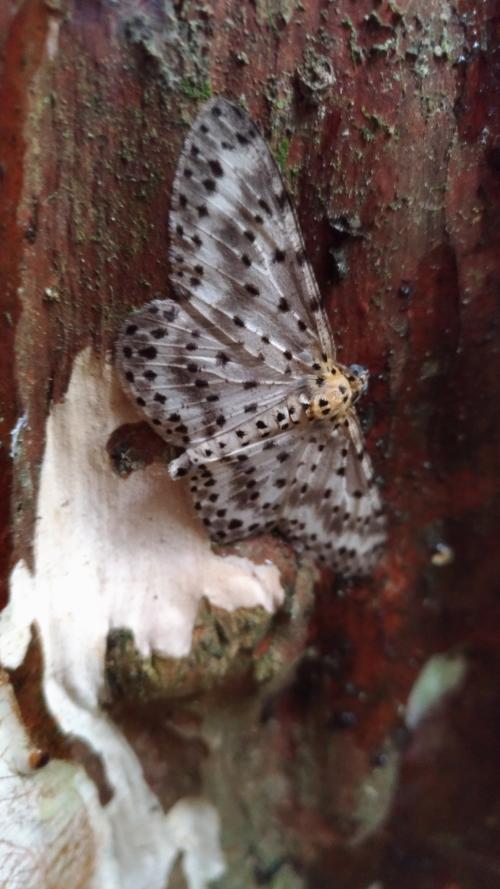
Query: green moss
[[341, 17, 365, 64], [371, 38, 396, 55], [275, 137, 290, 172], [361, 107, 396, 138], [180, 77, 212, 101]]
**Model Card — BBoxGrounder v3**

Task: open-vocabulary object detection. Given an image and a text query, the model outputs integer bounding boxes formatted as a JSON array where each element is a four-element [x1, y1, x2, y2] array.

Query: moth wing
[[117, 298, 295, 450], [190, 414, 385, 577], [279, 413, 386, 576], [169, 96, 335, 372], [188, 426, 309, 545]]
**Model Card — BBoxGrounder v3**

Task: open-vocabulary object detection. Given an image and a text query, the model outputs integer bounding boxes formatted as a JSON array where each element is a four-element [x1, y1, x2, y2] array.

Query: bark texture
[[1, 1, 499, 887]]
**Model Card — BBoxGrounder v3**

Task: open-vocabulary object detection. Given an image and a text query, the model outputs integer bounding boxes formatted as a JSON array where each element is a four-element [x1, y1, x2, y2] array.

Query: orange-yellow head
[[306, 360, 369, 421]]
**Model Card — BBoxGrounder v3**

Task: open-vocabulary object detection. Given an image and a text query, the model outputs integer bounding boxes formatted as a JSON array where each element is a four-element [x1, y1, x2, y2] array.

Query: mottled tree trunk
[[0, 1, 499, 888]]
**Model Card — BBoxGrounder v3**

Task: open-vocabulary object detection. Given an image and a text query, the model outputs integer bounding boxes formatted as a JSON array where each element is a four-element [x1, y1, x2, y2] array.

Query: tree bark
[[0, 1, 499, 887]]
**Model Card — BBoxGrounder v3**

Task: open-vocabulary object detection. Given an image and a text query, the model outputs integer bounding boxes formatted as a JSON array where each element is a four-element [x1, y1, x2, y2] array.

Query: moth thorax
[[306, 364, 354, 421]]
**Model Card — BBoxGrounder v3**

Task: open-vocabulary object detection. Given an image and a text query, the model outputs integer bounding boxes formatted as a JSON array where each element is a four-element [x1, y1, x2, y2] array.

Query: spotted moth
[[117, 98, 385, 576]]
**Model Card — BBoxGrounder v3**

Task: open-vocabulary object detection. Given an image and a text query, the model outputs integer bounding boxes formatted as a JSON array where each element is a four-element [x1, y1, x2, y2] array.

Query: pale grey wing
[[190, 414, 385, 577], [117, 298, 295, 452], [169, 96, 335, 370], [188, 426, 309, 545], [279, 412, 386, 576]]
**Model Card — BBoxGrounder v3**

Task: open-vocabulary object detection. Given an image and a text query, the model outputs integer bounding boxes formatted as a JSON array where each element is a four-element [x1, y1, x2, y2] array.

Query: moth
[[117, 97, 385, 576]]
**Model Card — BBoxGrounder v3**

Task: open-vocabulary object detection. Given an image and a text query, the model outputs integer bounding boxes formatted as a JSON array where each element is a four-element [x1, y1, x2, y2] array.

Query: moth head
[[347, 363, 369, 403], [306, 360, 362, 420]]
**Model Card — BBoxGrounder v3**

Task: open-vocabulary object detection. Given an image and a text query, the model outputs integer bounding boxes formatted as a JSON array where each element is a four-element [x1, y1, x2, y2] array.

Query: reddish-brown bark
[[1, 1, 499, 887]]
